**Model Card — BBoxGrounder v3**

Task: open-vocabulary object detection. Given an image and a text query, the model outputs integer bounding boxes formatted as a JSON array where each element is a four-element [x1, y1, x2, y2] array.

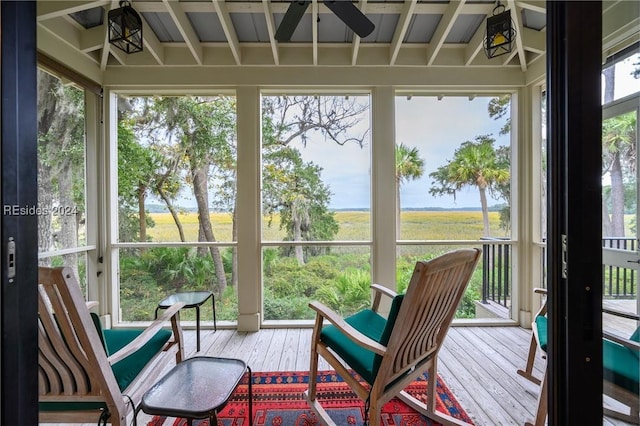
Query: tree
[[602, 111, 637, 237], [117, 116, 160, 243], [134, 96, 237, 293], [262, 146, 338, 264], [37, 71, 86, 276], [395, 143, 425, 238], [487, 95, 511, 136], [429, 135, 509, 236], [261, 96, 368, 264]]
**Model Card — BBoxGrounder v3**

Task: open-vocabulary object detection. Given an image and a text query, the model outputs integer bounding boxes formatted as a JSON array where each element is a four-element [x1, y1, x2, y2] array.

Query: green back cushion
[[628, 326, 640, 359], [536, 318, 639, 394], [535, 315, 548, 352], [40, 317, 172, 412], [320, 295, 403, 384], [603, 338, 640, 394]]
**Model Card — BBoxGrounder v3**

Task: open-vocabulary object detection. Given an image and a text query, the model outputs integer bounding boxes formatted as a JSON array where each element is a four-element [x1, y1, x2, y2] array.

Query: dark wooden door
[[1, 2, 39, 425]]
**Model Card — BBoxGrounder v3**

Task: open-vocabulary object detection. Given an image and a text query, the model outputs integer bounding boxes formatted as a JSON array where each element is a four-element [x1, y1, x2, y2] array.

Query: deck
[[42, 324, 636, 426]]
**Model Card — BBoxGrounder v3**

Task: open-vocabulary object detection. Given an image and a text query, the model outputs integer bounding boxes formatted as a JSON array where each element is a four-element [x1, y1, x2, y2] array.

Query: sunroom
[[2, 1, 640, 425]]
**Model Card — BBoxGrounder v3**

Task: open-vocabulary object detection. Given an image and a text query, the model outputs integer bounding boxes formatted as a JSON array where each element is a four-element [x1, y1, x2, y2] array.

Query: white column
[[104, 89, 119, 326], [84, 90, 102, 305], [371, 86, 397, 294], [515, 83, 544, 327], [236, 86, 262, 331]]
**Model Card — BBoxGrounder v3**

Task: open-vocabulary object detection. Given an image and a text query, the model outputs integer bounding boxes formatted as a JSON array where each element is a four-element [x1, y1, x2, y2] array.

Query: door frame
[[546, 1, 604, 424]]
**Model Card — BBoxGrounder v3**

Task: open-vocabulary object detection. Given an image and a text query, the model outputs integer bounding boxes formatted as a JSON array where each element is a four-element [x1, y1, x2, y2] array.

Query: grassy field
[[146, 210, 509, 242]]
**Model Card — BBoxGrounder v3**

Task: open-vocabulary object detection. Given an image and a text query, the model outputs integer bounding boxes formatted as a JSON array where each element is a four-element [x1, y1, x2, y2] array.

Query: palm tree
[[429, 135, 509, 237], [395, 143, 425, 238], [602, 111, 637, 237]]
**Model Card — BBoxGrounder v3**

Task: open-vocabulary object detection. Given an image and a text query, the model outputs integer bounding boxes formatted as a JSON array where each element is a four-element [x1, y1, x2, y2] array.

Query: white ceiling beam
[[140, 14, 165, 65], [521, 27, 545, 55], [163, 0, 204, 65], [464, 20, 486, 66], [103, 62, 528, 87], [37, 0, 109, 21], [131, 1, 493, 16], [507, 0, 527, 72], [389, 0, 417, 66], [517, 0, 546, 14], [212, 0, 242, 65], [262, 0, 279, 65], [312, 0, 319, 66], [351, 0, 368, 66], [80, 26, 106, 52], [100, 0, 119, 70], [426, 0, 466, 66], [109, 45, 128, 66], [502, 49, 518, 66]]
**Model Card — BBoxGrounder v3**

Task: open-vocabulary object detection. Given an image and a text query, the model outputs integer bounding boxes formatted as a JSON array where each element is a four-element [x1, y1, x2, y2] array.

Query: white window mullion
[[105, 89, 120, 326]]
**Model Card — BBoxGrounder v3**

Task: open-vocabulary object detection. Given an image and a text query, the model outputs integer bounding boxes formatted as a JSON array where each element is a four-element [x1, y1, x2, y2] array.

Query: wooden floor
[[42, 325, 636, 426]]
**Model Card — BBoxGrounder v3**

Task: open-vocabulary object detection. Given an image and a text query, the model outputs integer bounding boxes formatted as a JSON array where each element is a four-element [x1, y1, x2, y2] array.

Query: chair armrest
[[604, 331, 640, 351], [309, 301, 387, 356], [86, 301, 99, 310], [533, 288, 548, 318], [371, 284, 397, 312], [108, 302, 185, 365]]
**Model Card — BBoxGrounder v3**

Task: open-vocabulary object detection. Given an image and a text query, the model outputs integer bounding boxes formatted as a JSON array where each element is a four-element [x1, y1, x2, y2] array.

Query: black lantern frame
[[484, 4, 516, 59], [108, 0, 143, 54]]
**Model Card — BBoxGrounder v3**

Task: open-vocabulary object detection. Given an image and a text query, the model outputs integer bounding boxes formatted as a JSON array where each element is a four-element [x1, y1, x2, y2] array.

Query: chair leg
[[525, 368, 547, 426], [308, 314, 323, 401], [517, 333, 542, 385], [426, 361, 437, 415], [368, 399, 382, 426]]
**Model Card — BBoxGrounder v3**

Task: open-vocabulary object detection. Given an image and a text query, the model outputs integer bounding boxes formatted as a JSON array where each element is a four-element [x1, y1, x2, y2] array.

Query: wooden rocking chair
[[38, 266, 185, 426], [306, 248, 481, 426], [518, 288, 640, 425]]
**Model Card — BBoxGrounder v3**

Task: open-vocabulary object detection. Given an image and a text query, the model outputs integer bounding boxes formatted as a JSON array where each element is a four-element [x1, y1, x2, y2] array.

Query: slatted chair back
[[38, 267, 127, 422], [38, 266, 184, 426], [375, 248, 481, 393], [306, 249, 480, 426]]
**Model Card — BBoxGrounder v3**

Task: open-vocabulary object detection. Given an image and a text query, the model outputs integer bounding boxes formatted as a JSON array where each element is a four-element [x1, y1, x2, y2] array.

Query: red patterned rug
[[147, 370, 474, 426]]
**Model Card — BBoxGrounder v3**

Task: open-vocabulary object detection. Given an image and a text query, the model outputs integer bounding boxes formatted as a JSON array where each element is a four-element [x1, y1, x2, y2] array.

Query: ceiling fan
[[275, 1, 375, 42]]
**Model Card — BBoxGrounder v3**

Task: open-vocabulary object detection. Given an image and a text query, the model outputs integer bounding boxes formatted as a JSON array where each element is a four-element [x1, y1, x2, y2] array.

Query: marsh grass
[[147, 210, 508, 242], [122, 210, 510, 321]]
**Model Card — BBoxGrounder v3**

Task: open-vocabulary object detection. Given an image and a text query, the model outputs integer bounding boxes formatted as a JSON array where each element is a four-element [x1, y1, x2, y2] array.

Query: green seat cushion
[[603, 338, 640, 394], [39, 401, 107, 412], [321, 295, 404, 385], [103, 328, 172, 391], [628, 327, 640, 359], [535, 315, 548, 352]]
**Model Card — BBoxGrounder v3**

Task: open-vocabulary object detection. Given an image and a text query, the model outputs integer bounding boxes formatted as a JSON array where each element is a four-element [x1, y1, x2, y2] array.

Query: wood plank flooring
[[41, 325, 636, 426]]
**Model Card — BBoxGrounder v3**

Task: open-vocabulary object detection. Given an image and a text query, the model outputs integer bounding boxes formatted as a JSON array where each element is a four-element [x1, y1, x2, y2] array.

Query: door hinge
[[561, 234, 568, 279], [7, 237, 16, 282]]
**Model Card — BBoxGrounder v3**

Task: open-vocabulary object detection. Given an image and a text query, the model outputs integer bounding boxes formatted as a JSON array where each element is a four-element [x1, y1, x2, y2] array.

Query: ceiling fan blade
[[323, 1, 374, 39], [275, 1, 311, 42]]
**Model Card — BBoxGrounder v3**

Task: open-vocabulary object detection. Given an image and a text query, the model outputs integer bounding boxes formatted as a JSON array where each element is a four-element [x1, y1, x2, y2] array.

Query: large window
[[37, 69, 89, 295], [261, 94, 371, 321], [395, 95, 513, 318], [115, 95, 238, 322]]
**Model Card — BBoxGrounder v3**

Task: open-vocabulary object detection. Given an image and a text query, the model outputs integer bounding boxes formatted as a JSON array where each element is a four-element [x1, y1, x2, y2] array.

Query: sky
[[292, 95, 510, 210], [158, 53, 639, 212]]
